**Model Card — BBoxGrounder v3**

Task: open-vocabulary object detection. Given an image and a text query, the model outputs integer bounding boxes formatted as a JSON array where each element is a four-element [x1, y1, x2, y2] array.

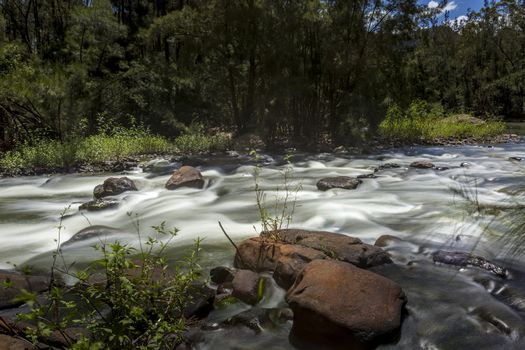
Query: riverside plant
[[0, 122, 231, 174], [379, 100, 506, 142], [251, 150, 302, 240], [14, 209, 202, 350]]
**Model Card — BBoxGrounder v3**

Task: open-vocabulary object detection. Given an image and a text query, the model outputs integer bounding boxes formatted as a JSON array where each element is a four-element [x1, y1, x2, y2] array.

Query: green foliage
[[379, 100, 506, 142], [0, 0, 523, 149], [17, 212, 202, 349], [173, 123, 231, 155], [77, 129, 171, 163], [0, 127, 171, 173]]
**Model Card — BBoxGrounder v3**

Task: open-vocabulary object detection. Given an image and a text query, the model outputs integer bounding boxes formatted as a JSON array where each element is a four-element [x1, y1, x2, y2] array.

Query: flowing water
[[0, 136, 524, 349]]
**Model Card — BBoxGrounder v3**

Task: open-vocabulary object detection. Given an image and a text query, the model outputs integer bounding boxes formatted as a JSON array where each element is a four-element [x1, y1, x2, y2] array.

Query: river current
[[0, 139, 524, 349]]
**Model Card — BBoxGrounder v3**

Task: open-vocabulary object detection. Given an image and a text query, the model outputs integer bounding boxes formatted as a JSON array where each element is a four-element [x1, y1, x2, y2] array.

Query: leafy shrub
[[17, 214, 202, 349]]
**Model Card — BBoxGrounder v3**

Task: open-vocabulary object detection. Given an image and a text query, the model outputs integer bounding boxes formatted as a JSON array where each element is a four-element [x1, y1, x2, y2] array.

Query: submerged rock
[[432, 250, 508, 278], [509, 157, 522, 162], [286, 260, 406, 349], [165, 166, 204, 190], [61, 225, 118, 248], [79, 199, 119, 211], [222, 307, 293, 333], [93, 177, 138, 199], [316, 176, 362, 191], [374, 235, 404, 248], [377, 163, 401, 171], [410, 161, 435, 169], [357, 173, 378, 179]]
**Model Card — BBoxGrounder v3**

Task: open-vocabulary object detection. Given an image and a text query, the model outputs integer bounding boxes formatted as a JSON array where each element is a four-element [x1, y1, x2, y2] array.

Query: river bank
[[0, 129, 522, 178]]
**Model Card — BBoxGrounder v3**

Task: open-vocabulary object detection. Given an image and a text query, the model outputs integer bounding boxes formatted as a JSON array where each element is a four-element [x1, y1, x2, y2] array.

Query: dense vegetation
[[0, 0, 524, 153]]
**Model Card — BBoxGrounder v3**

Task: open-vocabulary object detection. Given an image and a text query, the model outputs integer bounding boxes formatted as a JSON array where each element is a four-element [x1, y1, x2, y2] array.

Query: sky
[[419, 0, 485, 20]]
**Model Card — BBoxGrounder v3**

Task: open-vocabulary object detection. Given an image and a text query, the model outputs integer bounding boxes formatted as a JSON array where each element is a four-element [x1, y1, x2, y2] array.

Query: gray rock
[[316, 176, 362, 191], [93, 177, 137, 199], [432, 250, 508, 278], [377, 163, 401, 171], [357, 173, 377, 179], [79, 199, 119, 211], [61, 226, 118, 248]]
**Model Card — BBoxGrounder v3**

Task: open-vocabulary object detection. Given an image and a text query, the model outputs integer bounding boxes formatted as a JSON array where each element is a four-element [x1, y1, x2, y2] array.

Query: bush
[[17, 213, 202, 349], [379, 100, 506, 142]]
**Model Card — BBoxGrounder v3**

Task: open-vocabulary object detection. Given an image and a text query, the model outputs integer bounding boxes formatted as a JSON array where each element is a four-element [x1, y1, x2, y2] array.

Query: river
[[0, 136, 524, 349]]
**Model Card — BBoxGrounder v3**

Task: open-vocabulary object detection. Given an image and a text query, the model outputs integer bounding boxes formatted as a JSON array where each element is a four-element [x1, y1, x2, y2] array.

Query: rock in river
[[79, 199, 119, 211], [165, 166, 205, 190], [234, 229, 391, 289], [432, 250, 508, 278], [316, 176, 362, 191], [410, 161, 435, 169], [286, 260, 406, 349], [210, 266, 236, 285], [231, 269, 264, 305], [93, 177, 138, 199]]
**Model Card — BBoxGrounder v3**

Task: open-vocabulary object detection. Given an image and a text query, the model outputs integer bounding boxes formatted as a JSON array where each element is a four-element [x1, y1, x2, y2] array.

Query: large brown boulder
[[93, 177, 138, 199], [165, 166, 205, 190], [0, 270, 49, 309], [286, 260, 406, 349], [234, 229, 391, 289], [316, 176, 362, 191], [261, 229, 392, 268], [234, 237, 327, 289]]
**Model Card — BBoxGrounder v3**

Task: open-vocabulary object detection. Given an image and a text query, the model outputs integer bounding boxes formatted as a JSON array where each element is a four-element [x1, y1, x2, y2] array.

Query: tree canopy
[[0, 0, 524, 149]]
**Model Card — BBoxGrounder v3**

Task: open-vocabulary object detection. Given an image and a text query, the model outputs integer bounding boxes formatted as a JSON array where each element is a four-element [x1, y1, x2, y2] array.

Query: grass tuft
[[379, 100, 506, 142]]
